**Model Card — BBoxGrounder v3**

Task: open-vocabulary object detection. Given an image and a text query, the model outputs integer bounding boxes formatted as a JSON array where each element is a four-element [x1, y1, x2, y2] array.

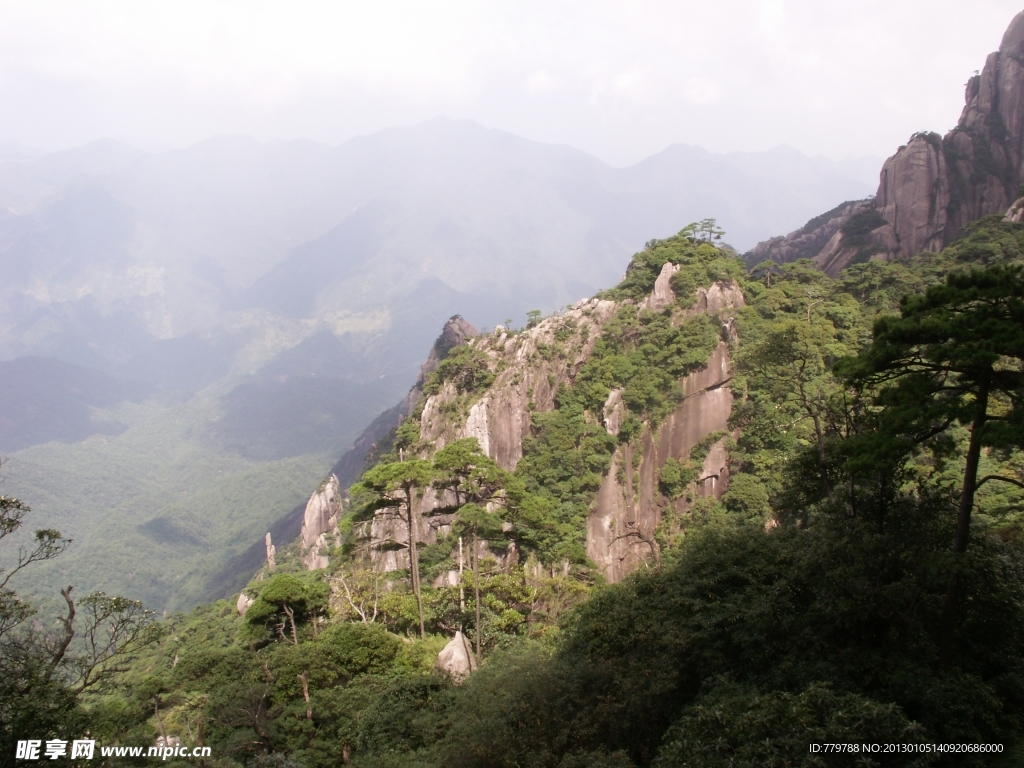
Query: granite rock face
[[436, 631, 477, 682], [356, 300, 614, 575], [1005, 196, 1024, 222], [406, 315, 479, 412], [745, 200, 873, 267], [356, 275, 744, 583], [300, 474, 342, 570], [298, 252, 745, 585], [641, 261, 680, 311], [326, 315, 479, 491], [419, 298, 617, 472], [236, 592, 254, 616], [747, 11, 1024, 276], [265, 533, 276, 572], [587, 296, 743, 582]]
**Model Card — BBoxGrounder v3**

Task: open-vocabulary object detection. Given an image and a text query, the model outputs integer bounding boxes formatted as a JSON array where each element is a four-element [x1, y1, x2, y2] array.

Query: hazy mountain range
[[0, 118, 876, 611]]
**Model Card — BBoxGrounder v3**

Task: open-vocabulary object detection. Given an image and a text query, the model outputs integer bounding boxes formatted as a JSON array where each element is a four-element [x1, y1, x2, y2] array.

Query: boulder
[[642, 261, 680, 312], [1005, 196, 1024, 222], [436, 631, 477, 682], [236, 592, 254, 616]]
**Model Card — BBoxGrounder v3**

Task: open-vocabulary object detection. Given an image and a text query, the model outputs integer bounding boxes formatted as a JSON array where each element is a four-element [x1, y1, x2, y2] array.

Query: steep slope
[[748, 10, 1024, 275], [0, 123, 869, 614], [335, 237, 747, 584], [0, 357, 148, 452]]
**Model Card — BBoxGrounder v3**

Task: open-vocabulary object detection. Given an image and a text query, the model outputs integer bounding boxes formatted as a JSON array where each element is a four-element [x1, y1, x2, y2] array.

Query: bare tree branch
[[976, 474, 1024, 491]]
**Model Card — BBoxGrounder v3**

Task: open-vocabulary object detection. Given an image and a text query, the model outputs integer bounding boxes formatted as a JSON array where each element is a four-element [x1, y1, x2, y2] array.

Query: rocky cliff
[[299, 474, 342, 570], [326, 316, 480, 490], [287, 316, 479, 574], [747, 11, 1024, 276], [356, 260, 745, 583]]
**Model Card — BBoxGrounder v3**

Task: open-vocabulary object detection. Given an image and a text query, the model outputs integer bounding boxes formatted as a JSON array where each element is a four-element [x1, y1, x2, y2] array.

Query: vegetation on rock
[[4, 218, 1024, 766]]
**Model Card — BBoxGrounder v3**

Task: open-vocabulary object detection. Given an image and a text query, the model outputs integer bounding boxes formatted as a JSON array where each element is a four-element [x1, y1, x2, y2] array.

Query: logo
[[16, 740, 95, 760]]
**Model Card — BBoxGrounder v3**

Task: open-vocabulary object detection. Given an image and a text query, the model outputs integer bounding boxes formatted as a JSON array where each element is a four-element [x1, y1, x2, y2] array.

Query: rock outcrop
[[358, 272, 744, 583], [747, 11, 1024, 276], [587, 289, 743, 581], [406, 315, 479, 412], [436, 631, 477, 682], [641, 261, 680, 311], [265, 533, 276, 572], [319, 316, 480, 497], [745, 200, 878, 271], [300, 475, 342, 570], [419, 299, 617, 471], [1005, 195, 1024, 222], [236, 592, 254, 616]]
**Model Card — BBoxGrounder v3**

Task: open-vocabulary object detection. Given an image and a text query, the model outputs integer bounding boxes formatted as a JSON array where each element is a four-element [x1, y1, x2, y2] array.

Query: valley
[[0, 120, 874, 612], [3, 7, 1024, 767]]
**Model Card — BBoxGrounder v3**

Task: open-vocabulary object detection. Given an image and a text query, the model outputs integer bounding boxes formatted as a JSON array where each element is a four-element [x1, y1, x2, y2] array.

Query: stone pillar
[[265, 532, 276, 572]]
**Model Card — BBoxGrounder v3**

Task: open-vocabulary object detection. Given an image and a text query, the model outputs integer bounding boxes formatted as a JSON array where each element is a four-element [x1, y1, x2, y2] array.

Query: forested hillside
[[0, 122, 874, 614], [3, 216, 1024, 767]]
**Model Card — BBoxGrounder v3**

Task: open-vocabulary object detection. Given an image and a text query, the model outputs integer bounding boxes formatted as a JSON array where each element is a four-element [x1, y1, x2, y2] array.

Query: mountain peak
[[747, 10, 1024, 275]]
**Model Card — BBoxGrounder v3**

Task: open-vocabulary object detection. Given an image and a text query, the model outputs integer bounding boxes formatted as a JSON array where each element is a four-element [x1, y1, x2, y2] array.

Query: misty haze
[[2, 3, 1024, 765]]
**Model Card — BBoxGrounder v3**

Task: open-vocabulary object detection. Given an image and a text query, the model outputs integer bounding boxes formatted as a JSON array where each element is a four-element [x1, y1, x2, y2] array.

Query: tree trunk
[[798, 373, 832, 500], [939, 379, 990, 667], [282, 604, 299, 645], [474, 533, 482, 663], [953, 381, 989, 555], [45, 586, 75, 682], [154, 696, 169, 745], [297, 672, 311, 720], [197, 716, 206, 768], [408, 489, 425, 639], [458, 536, 465, 613]]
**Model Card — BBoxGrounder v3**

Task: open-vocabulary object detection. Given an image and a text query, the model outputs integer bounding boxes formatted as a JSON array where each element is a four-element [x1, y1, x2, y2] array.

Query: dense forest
[[3, 215, 1024, 767]]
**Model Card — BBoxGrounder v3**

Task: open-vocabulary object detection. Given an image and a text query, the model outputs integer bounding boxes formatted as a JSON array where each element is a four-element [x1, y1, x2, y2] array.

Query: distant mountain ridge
[[747, 10, 1024, 275], [1, 119, 875, 453], [0, 120, 874, 613]]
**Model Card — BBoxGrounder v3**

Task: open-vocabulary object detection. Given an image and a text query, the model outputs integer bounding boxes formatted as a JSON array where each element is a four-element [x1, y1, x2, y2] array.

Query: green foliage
[[678, 218, 726, 244], [603, 226, 743, 302], [577, 308, 722, 423], [395, 415, 423, 452], [356, 675, 454, 757], [431, 316, 470, 360], [653, 681, 928, 767], [423, 345, 495, 396], [1, 495, 162, 760], [244, 573, 330, 643], [431, 643, 635, 768], [510, 256, 724, 564], [512, 398, 615, 565], [720, 472, 771, 520], [840, 208, 889, 265], [837, 265, 1024, 518], [433, 439, 511, 511], [62, 216, 1024, 767], [730, 260, 862, 509], [3, 394, 332, 613], [555, 515, 1024, 765], [421, 511, 1014, 767], [657, 458, 696, 501]]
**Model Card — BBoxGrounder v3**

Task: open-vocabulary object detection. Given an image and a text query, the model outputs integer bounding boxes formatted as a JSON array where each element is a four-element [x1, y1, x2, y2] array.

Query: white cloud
[[682, 77, 721, 106], [526, 70, 558, 93], [0, 0, 1020, 164]]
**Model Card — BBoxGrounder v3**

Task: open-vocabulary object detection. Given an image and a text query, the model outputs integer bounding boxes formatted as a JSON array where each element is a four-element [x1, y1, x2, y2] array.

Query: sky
[[0, 0, 1021, 166]]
